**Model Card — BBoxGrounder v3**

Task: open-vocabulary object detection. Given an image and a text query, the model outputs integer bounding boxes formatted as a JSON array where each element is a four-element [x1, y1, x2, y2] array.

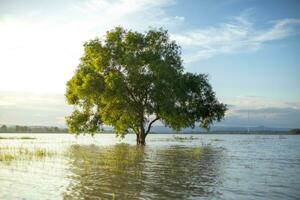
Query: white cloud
[[225, 96, 300, 109], [0, 91, 71, 125], [0, 0, 181, 93], [1, 2, 299, 127], [172, 16, 300, 62], [215, 96, 300, 128], [254, 18, 300, 42], [1, 2, 299, 93], [1, 92, 299, 128], [0, 0, 185, 125], [222, 96, 300, 124]]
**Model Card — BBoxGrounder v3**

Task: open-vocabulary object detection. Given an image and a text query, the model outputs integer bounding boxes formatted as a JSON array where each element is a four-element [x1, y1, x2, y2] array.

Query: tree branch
[[130, 126, 139, 135], [145, 117, 160, 136]]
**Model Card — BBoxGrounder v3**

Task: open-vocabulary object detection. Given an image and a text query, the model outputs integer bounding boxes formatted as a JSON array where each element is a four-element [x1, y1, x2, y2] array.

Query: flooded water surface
[[0, 134, 299, 199]]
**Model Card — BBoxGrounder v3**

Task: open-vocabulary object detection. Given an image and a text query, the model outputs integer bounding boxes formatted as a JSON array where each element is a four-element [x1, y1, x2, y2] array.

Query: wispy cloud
[[0, 0, 182, 93], [223, 107, 300, 128], [1, 92, 299, 128], [69, 0, 183, 32], [0, 92, 71, 126], [1, 2, 299, 92], [0, 0, 184, 125], [221, 96, 300, 128], [172, 15, 300, 62], [0, 1, 299, 127]]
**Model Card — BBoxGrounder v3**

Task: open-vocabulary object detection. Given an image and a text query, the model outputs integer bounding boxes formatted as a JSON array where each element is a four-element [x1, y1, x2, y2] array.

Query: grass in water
[[173, 135, 199, 141], [0, 153, 15, 162], [211, 139, 224, 142], [0, 136, 36, 140], [0, 146, 56, 163], [34, 148, 56, 157]]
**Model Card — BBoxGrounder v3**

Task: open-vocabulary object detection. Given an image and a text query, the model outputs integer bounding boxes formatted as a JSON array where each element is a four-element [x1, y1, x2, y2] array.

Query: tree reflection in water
[[63, 144, 224, 199]]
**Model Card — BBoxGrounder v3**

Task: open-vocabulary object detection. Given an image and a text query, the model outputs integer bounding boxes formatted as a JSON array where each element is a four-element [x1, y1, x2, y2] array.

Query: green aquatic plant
[[0, 136, 36, 140], [191, 147, 202, 158], [20, 136, 36, 139], [0, 153, 15, 162], [0, 146, 56, 163], [34, 148, 56, 157], [210, 139, 224, 142], [173, 135, 199, 141]]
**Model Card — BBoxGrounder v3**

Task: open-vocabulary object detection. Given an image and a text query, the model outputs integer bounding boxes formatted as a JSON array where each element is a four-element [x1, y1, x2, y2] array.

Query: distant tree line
[[0, 125, 68, 133], [289, 129, 300, 134]]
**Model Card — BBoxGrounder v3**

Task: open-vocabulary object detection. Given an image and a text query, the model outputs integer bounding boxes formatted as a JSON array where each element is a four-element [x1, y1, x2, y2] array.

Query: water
[[0, 134, 299, 199]]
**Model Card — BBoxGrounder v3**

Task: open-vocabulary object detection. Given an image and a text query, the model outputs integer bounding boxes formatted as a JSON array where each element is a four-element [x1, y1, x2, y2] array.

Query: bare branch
[[145, 117, 160, 136]]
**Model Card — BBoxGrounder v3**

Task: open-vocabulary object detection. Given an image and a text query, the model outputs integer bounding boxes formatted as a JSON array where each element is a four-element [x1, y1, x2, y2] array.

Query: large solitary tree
[[66, 27, 227, 145]]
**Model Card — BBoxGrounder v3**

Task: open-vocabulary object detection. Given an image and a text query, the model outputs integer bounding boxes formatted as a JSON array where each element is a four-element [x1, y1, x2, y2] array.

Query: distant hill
[[0, 124, 291, 134], [289, 129, 300, 134], [149, 125, 290, 133], [0, 124, 68, 133]]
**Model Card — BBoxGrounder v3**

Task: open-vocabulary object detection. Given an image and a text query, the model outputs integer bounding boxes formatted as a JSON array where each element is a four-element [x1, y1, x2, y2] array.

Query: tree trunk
[[136, 132, 146, 145], [136, 119, 146, 145]]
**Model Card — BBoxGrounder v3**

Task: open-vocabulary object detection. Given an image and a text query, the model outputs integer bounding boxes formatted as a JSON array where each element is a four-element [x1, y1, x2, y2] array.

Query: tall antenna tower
[[263, 112, 266, 131], [247, 110, 250, 133]]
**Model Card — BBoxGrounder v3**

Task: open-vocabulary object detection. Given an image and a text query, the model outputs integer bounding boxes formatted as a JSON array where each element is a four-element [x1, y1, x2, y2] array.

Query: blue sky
[[173, 0, 300, 101], [0, 0, 299, 128]]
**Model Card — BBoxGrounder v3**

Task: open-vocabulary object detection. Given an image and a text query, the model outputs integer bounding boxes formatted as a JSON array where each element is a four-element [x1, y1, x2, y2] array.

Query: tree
[[289, 129, 300, 134], [0, 125, 8, 133], [66, 27, 227, 145]]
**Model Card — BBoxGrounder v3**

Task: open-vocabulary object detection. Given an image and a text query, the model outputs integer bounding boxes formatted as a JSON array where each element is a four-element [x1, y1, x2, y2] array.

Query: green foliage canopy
[[66, 27, 227, 143]]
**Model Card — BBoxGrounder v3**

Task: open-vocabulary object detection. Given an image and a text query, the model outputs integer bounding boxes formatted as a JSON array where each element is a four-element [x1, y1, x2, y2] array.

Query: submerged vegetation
[[0, 146, 56, 163], [0, 136, 36, 140], [173, 135, 199, 141]]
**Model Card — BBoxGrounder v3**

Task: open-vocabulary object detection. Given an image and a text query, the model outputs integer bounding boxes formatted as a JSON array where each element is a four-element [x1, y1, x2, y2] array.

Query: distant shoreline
[[0, 131, 298, 135], [1, 124, 299, 135]]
